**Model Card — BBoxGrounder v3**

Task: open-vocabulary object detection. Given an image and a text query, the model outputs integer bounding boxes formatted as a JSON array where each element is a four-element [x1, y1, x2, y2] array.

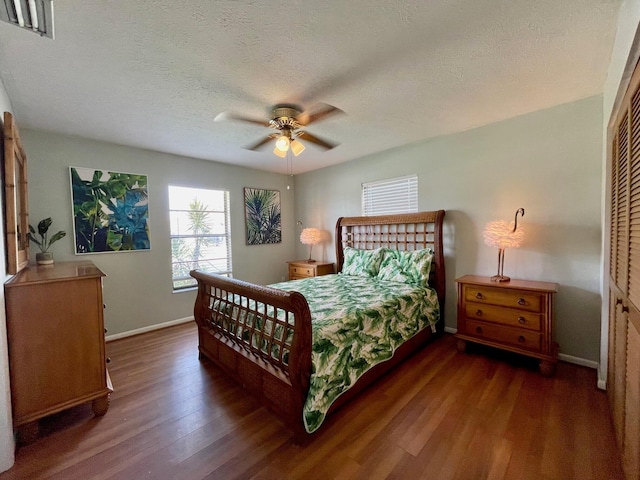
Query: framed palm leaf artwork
[[70, 166, 150, 254], [244, 187, 281, 245]]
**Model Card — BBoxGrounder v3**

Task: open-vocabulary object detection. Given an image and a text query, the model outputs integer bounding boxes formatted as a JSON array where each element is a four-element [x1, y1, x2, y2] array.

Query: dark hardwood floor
[[0, 323, 624, 480]]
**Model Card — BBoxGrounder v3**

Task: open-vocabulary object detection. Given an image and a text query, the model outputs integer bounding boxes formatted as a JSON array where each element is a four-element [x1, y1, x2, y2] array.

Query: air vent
[[0, 0, 54, 39]]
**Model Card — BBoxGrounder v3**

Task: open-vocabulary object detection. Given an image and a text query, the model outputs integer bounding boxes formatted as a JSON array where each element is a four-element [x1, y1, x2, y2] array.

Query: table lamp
[[300, 227, 322, 263], [483, 208, 525, 282]]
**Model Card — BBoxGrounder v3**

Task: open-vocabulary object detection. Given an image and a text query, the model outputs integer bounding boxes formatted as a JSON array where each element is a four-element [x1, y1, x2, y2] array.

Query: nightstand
[[455, 275, 559, 376], [287, 260, 334, 280]]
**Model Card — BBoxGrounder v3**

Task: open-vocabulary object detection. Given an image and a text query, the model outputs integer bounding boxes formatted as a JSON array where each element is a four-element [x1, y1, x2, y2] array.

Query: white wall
[[599, 1, 640, 388], [294, 96, 603, 363], [0, 77, 15, 472], [21, 130, 295, 336]]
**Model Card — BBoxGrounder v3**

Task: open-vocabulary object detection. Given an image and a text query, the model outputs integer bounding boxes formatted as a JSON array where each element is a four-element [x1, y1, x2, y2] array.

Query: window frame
[[168, 185, 232, 291]]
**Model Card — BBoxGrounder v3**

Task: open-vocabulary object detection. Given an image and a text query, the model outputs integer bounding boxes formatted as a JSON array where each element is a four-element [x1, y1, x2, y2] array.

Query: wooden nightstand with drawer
[[288, 260, 334, 280], [455, 275, 559, 376]]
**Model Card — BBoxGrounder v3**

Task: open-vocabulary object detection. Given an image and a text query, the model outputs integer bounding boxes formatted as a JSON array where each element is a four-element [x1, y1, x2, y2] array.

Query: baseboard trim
[[557, 353, 598, 370], [106, 316, 194, 342], [106, 320, 601, 374]]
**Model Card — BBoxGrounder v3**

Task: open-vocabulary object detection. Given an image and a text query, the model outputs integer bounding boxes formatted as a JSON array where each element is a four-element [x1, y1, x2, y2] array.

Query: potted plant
[[28, 217, 66, 265]]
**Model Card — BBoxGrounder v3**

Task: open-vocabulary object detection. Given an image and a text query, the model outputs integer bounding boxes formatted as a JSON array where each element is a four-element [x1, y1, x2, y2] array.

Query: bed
[[190, 210, 446, 442]]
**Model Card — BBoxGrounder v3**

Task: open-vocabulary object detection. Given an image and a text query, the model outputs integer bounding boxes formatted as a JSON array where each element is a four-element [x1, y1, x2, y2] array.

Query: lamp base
[[306, 258, 316, 263], [490, 274, 510, 282]]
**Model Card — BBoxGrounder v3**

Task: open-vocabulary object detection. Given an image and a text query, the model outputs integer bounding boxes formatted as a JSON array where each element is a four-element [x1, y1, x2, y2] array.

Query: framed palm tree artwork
[[244, 187, 281, 245]]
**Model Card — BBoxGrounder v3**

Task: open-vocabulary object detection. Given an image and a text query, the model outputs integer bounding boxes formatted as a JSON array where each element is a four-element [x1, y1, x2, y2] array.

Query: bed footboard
[[190, 270, 313, 439]]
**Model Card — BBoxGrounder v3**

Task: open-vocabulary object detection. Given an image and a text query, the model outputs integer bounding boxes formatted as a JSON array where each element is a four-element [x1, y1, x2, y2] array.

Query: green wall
[[293, 96, 603, 362], [22, 130, 296, 336], [17, 95, 606, 362]]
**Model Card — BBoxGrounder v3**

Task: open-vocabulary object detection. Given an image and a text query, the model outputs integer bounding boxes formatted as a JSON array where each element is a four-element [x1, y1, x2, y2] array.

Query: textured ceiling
[[0, 0, 621, 174]]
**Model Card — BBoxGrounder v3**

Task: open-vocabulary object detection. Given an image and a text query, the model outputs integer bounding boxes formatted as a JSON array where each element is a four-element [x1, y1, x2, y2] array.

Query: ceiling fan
[[214, 103, 343, 157]]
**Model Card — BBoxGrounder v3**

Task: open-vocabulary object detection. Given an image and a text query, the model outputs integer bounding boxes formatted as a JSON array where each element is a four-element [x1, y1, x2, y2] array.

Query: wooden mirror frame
[[3, 112, 29, 275]]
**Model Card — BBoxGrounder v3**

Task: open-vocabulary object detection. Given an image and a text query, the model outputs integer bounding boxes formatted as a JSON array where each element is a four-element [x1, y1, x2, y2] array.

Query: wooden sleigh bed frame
[[190, 210, 446, 442]]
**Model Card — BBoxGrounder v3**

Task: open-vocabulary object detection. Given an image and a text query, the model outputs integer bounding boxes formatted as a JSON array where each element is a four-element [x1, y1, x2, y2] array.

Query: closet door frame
[[603, 36, 640, 389], [605, 43, 640, 479]]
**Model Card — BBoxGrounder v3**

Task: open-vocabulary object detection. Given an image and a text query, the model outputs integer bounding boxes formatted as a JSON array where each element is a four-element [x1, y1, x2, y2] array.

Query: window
[[169, 186, 232, 290], [362, 174, 418, 216]]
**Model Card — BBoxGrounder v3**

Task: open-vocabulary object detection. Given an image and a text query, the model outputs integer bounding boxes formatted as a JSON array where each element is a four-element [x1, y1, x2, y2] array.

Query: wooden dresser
[[455, 275, 559, 376], [4, 261, 112, 442], [287, 260, 334, 280]]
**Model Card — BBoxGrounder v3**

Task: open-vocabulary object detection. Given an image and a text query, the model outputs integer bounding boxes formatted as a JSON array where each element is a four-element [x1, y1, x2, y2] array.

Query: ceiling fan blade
[[299, 104, 344, 126], [297, 131, 338, 150], [245, 134, 277, 151], [215, 112, 270, 127]]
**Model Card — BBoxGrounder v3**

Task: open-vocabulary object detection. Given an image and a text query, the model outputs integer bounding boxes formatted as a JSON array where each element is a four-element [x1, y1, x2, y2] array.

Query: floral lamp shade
[[300, 227, 322, 263], [483, 208, 525, 282]]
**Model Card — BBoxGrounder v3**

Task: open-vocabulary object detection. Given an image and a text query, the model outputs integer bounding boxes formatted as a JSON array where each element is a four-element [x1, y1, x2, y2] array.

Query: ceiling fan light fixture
[[273, 146, 287, 158], [219, 102, 344, 156], [275, 134, 290, 152], [290, 139, 305, 156]]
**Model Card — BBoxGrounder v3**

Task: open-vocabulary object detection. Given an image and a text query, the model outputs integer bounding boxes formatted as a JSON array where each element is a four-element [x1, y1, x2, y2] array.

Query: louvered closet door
[[625, 73, 640, 478], [618, 108, 630, 294], [609, 106, 628, 453], [614, 302, 628, 448], [608, 58, 640, 480], [608, 131, 620, 430], [625, 313, 640, 477]]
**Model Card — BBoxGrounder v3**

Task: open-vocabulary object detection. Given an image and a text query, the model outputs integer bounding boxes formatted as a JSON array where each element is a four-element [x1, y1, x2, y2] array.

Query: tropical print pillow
[[377, 248, 433, 285], [341, 247, 385, 277]]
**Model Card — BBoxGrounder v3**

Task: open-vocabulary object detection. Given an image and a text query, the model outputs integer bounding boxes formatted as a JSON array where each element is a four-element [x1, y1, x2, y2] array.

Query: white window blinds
[[362, 174, 418, 216]]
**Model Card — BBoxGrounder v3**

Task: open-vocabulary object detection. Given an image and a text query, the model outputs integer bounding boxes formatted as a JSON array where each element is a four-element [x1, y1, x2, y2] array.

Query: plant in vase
[[28, 217, 66, 265]]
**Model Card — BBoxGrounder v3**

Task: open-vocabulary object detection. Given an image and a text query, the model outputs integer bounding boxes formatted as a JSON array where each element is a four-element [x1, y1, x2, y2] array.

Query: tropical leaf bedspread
[[269, 273, 440, 433]]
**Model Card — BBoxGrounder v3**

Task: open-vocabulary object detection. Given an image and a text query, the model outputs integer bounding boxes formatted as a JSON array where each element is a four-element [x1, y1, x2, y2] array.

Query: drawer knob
[[518, 316, 526, 324], [517, 298, 526, 306], [475, 326, 483, 334], [475, 292, 483, 299], [517, 335, 526, 343], [476, 309, 483, 316]]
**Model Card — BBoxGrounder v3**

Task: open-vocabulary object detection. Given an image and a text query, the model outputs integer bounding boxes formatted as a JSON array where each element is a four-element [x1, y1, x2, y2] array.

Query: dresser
[[455, 275, 559, 376], [287, 260, 334, 280], [4, 261, 112, 443]]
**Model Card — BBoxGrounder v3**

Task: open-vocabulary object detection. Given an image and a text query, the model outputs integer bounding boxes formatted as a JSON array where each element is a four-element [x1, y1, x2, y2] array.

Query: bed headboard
[[335, 210, 446, 308]]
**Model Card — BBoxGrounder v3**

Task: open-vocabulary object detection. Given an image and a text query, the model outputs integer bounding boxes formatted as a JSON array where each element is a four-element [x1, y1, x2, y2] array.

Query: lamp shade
[[275, 135, 290, 152], [290, 139, 305, 156], [273, 146, 287, 158], [300, 227, 322, 245], [483, 220, 524, 249]]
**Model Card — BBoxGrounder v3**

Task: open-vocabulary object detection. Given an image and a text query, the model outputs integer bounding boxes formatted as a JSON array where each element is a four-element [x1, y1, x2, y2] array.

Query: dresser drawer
[[463, 285, 543, 313], [465, 319, 542, 352], [464, 302, 542, 331], [288, 261, 334, 281], [289, 265, 314, 278], [289, 273, 308, 280]]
